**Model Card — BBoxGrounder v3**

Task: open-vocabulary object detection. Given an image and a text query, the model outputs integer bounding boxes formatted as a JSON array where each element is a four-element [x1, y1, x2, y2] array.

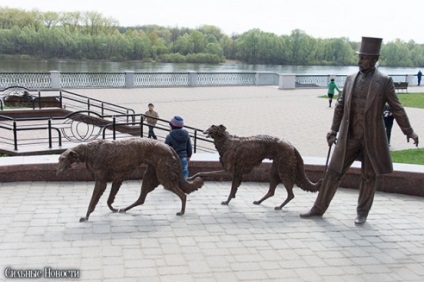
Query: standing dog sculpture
[[189, 125, 321, 209], [57, 138, 203, 222]]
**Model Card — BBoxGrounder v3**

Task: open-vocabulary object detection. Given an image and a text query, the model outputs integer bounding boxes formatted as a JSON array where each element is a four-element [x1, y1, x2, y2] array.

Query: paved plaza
[[0, 180, 423, 282], [0, 86, 423, 281], [74, 85, 424, 158]]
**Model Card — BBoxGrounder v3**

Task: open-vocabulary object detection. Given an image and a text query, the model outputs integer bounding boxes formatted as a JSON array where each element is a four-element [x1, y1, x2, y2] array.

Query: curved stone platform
[[0, 154, 422, 197]]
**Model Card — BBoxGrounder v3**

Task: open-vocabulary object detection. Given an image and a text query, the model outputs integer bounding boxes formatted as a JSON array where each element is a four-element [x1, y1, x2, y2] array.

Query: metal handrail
[[0, 87, 213, 155], [59, 89, 136, 116], [0, 110, 214, 155]]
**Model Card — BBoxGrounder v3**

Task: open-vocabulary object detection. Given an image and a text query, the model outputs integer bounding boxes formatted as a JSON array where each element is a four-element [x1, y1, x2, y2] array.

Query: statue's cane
[[323, 138, 336, 178], [323, 145, 332, 177]]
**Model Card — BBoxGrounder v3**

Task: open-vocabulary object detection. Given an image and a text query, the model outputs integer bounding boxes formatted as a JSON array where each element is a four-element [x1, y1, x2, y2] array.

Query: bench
[[394, 82, 408, 93], [32, 96, 61, 108], [4, 95, 61, 108], [2, 87, 61, 109]]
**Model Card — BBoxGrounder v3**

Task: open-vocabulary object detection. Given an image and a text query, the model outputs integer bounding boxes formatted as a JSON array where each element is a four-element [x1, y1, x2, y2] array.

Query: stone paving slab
[[1, 180, 423, 281]]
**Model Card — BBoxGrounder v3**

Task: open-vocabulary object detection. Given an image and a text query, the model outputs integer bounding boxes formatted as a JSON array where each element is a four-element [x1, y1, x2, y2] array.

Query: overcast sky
[[2, 0, 423, 44]]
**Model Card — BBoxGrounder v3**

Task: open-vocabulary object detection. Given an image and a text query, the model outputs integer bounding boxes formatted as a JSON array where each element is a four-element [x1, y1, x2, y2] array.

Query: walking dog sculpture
[[57, 138, 203, 222], [189, 125, 322, 210]]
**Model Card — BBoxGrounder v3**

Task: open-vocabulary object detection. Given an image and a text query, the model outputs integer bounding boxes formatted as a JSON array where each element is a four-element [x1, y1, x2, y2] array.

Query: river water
[[0, 58, 420, 75]]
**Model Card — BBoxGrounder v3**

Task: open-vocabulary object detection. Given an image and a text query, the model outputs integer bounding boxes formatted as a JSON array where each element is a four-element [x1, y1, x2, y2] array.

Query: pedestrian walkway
[[0, 180, 423, 281], [74, 85, 424, 158], [0, 86, 423, 281]]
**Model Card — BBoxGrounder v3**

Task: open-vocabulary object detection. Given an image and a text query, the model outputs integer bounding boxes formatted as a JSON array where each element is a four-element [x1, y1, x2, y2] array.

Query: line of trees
[[1, 7, 424, 67]]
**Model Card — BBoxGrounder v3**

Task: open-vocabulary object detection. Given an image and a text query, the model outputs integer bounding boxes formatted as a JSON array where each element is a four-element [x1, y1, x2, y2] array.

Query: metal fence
[[61, 72, 125, 88], [0, 71, 261, 89], [0, 87, 214, 155], [134, 72, 189, 87], [0, 71, 417, 90], [0, 72, 51, 89], [0, 111, 214, 156], [0, 87, 136, 115]]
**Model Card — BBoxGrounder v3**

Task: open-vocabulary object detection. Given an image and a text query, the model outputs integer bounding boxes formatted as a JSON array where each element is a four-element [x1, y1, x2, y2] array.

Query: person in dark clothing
[[165, 115, 192, 179], [383, 103, 394, 145], [418, 70, 422, 86]]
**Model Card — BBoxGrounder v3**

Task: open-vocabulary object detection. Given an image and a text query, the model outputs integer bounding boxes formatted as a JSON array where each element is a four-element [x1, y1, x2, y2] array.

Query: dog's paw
[[118, 209, 126, 214], [221, 201, 229, 205], [176, 211, 184, 216], [253, 201, 260, 205], [79, 217, 88, 222], [274, 206, 283, 210]]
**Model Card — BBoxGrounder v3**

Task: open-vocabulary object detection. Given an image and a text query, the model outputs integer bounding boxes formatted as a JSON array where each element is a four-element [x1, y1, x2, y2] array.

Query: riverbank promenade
[[74, 85, 424, 157], [0, 86, 423, 281]]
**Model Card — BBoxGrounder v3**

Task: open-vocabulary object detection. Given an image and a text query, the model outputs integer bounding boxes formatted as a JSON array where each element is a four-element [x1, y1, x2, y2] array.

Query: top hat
[[357, 37, 382, 56]]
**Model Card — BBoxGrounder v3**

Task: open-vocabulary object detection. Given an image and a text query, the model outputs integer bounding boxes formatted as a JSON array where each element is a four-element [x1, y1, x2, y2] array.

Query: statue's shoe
[[299, 208, 323, 218], [354, 215, 367, 226]]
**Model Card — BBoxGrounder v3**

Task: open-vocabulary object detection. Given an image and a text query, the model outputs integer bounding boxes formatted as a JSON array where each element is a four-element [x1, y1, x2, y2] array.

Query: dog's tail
[[180, 177, 204, 194], [169, 148, 204, 194], [294, 148, 322, 192]]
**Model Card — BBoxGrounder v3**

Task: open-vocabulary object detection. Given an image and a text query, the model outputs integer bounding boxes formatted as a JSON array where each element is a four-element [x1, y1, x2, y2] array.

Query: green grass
[[391, 148, 424, 165], [319, 92, 424, 109], [392, 93, 423, 165], [397, 92, 424, 108]]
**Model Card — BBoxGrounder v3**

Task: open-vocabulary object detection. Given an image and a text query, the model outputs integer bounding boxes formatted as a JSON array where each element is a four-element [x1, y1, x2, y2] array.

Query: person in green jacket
[[327, 78, 341, 107]]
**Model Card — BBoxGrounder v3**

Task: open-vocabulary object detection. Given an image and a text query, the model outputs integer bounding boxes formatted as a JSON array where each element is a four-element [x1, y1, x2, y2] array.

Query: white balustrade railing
[[0, 71, 415, 90]]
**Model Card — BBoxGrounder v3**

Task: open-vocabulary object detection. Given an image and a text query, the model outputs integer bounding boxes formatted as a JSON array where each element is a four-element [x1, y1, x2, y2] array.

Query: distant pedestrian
[[327, 78, 341, 107], [165, 116, 192, 179], [383, 103, 394, 145], [418, 70, 422, 86], [144, 103, 159, 139]]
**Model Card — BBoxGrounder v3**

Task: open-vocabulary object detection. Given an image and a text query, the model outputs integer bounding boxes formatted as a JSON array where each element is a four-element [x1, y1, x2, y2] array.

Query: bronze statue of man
[[300, 37, 419, 226]]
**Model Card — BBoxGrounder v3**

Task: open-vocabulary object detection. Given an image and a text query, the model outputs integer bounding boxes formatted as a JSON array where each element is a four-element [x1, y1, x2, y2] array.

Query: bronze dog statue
[[189, 125, 321, 209], [57, 138, 203, 222]]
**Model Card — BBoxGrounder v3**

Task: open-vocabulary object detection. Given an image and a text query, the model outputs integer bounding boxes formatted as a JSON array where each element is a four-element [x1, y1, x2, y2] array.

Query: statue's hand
[[326, 131, 337, 146], [407, 132, 419, 147]]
